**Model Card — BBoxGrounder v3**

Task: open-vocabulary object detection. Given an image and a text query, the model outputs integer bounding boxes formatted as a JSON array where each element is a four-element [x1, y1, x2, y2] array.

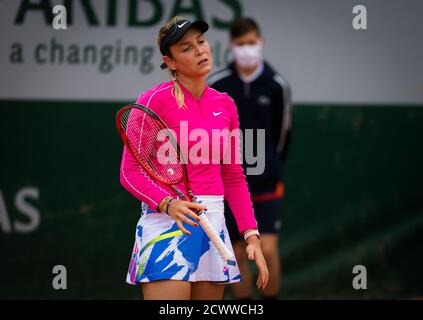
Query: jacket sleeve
[[220, 98, 258, 234], [119, 91, 171, 211], [273, 74, 293, 157]]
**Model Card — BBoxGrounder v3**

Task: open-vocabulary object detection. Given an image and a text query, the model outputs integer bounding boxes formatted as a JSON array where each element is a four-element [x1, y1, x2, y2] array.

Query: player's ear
[[163, 55, 176, 71]]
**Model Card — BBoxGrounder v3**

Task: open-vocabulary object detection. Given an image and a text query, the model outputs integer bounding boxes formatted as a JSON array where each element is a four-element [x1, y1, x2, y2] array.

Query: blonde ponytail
[[169, 69, 186, 109], [157, 16, 186, 109]]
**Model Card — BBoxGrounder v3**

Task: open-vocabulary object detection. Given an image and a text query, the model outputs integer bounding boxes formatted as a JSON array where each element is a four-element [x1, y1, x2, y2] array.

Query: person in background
[[208, 17, 292, 300]]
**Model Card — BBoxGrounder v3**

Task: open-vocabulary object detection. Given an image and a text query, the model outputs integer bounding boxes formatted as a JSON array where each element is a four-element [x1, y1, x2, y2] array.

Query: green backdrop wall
[[1, 101, 422, 299]]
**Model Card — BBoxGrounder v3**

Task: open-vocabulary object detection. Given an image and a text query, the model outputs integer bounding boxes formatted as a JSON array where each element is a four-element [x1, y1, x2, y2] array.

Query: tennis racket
[[116, 103, 234, 261]]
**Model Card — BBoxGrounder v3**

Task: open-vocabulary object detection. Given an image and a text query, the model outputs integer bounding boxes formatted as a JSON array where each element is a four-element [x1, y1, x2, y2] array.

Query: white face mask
[[231, 42, 263, 68]]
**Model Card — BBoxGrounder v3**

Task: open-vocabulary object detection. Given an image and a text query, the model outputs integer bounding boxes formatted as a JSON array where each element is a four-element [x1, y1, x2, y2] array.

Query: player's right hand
[[167, 200, 207, 235]]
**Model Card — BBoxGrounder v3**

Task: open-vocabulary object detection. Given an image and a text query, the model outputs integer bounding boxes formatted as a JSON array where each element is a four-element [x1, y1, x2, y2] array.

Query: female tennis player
[[120, 16, 268, 300]]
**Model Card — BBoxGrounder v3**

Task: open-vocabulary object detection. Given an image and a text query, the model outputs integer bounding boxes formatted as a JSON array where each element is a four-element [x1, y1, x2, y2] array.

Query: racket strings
[[120, 108, 184, 184]]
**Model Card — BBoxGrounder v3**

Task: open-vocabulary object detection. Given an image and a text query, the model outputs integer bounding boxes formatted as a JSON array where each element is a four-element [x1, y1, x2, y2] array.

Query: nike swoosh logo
[[213, 112, 223, 116], [177, 21, 189, 28]]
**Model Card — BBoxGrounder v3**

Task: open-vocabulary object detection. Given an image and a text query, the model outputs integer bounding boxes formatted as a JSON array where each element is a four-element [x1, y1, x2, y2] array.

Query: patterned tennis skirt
[[126, 195, 241, 284]]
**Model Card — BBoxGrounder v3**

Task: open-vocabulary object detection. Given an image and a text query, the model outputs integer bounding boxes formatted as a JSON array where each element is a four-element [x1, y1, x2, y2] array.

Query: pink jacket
[[120, 81, 257, 233]]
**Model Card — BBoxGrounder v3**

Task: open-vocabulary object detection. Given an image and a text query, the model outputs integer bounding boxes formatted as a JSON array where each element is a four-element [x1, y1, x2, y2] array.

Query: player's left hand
[[245, 236, 269, 290]]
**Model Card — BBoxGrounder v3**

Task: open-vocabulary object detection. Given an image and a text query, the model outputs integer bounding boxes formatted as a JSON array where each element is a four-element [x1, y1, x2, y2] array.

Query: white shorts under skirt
[[126, 195, 241, 284]]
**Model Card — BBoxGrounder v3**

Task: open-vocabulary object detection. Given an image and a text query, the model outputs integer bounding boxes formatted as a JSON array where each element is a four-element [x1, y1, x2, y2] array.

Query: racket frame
[[116, 103, 234, 261]]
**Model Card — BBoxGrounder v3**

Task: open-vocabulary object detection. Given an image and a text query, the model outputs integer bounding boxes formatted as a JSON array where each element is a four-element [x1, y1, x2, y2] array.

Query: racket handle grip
[[198, 213, 234, 261]]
